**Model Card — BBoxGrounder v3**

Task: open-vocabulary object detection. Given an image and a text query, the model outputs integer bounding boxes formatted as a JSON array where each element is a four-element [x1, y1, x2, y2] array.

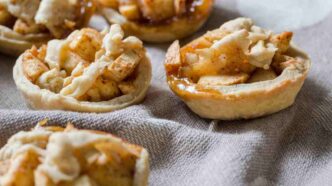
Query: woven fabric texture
[[0, 1, 332, 185]]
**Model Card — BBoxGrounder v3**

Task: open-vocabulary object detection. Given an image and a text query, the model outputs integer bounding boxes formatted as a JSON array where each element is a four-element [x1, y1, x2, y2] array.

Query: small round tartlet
[[13, 25, 151, 112], [0, 121, 149, 186], [164, 18, 311, 120], [0, 0, 94, 56], [98, 0, 214, 43]]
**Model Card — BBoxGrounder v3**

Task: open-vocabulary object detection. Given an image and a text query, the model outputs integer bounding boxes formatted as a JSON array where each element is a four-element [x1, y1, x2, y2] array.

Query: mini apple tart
[[0, 121, 149, 186], [0, 0, 94, 56], [98, 0, 214, 43], [13, 25, 151, 112], [165, 18, 311, 120]]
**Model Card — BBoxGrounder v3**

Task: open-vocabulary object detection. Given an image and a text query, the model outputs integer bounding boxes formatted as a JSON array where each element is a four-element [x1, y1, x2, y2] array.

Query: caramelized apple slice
[[198, 73, 250, 86]]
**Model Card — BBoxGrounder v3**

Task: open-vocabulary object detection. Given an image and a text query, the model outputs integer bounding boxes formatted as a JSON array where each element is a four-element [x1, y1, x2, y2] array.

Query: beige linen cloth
[[1, 1, 332, 185]]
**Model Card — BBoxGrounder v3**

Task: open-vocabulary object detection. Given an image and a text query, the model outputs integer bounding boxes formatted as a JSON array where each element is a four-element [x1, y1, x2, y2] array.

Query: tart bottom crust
[[185, 75, 306, 120], [121, 14, 211, 43], [101, 0, 214, 43], [0, 26, 50, 56], [13, 54, 152, 112], [166, 42, 311, 120]]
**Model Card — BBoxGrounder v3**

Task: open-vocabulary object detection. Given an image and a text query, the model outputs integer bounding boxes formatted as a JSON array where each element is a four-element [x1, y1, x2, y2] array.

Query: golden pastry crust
[[0, 0, 94, 56], [99, 0, 214, 43], [164, 18, 311, 120], [0, 122, 149, 186], [0, 25, 51, 56], [13, 26, 152, 112]]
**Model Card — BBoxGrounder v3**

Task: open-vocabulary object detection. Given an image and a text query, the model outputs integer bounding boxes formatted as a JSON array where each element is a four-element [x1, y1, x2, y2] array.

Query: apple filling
[[0, 123, 143, 186], [0, 0, 93, 38], [21, 25, 146, 102], [168, 18, 301, 86], [99, 0, 209, 24]]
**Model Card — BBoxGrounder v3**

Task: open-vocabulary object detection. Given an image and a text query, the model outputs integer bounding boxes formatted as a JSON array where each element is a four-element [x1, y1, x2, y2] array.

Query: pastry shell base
[[13, 55, 152, 112], [165, 41, 311, 120], [100, 0, 214, 43], [0, 25, 51, 56]]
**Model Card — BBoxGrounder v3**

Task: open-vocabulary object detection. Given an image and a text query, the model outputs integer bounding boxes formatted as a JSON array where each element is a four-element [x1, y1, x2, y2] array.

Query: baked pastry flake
[[98, 0, 214, 42], [0, 121, 149, 186], [165, 18, 311, 120], [13, 25, 152, 112], [0, 0, 94, 56]]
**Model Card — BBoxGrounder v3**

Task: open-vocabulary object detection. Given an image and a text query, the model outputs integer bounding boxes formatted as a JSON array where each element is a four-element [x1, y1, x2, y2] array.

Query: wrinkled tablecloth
[[1, 1, 332, 185]]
